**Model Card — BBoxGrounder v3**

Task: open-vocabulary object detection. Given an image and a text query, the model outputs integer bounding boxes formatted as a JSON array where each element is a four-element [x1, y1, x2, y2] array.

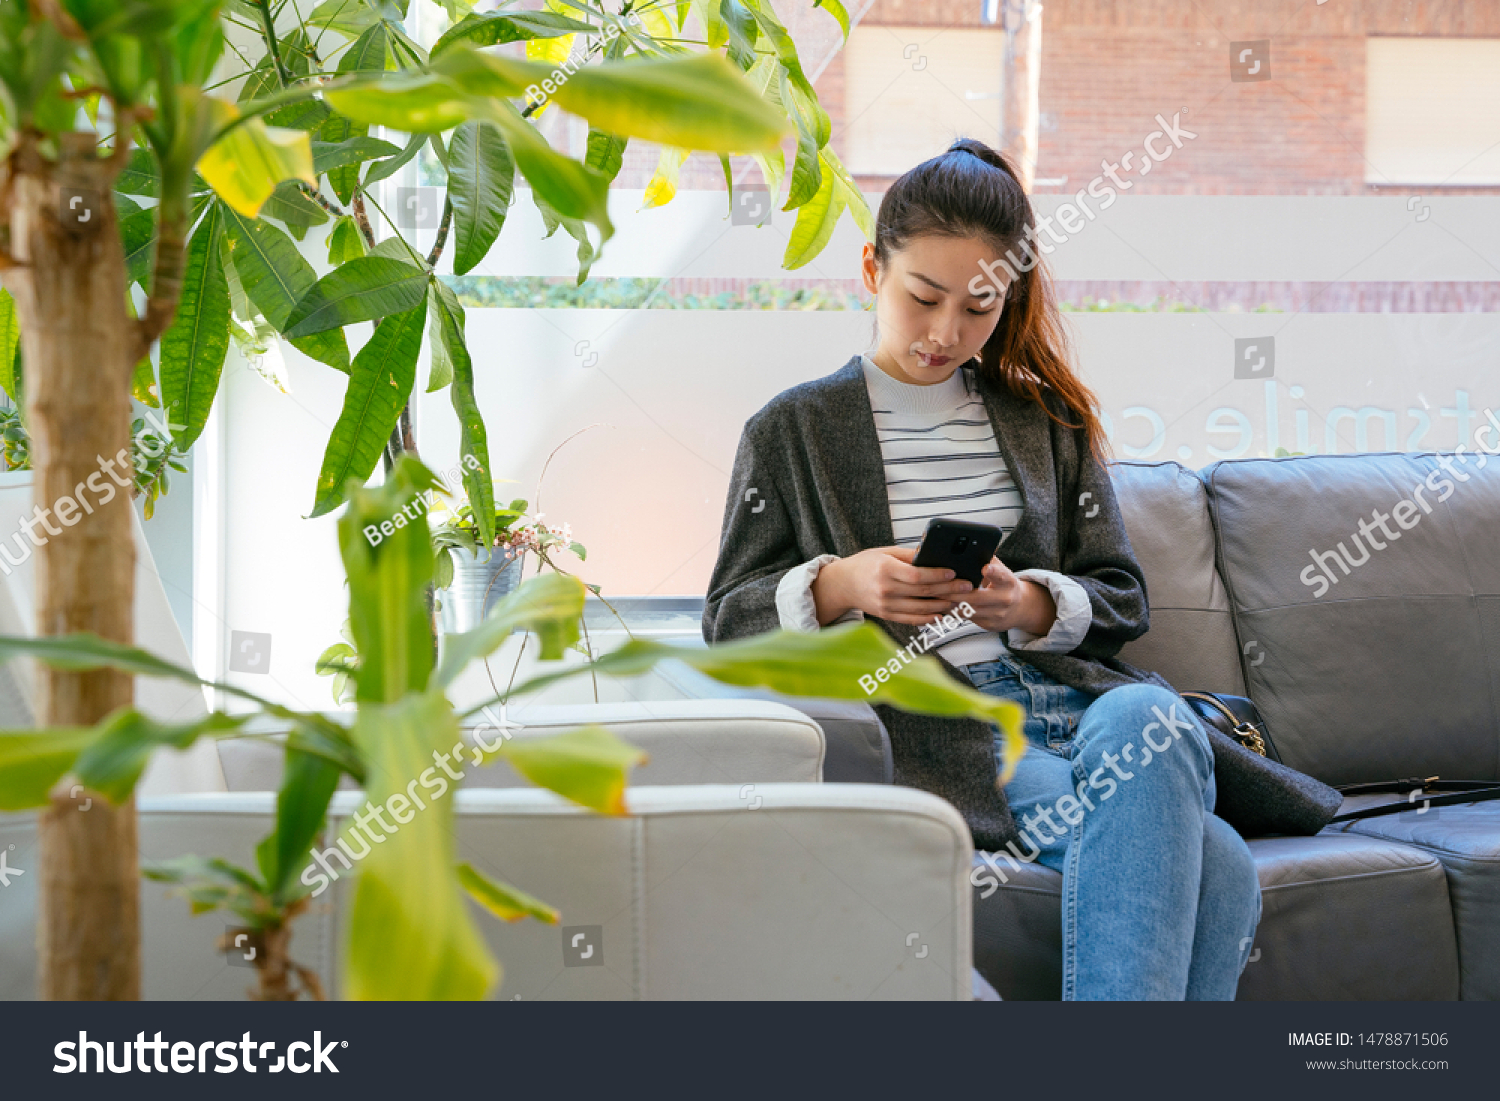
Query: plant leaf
[[430, 280, 494, 547], [338, 457, 442, 704], [474, 621, 1028, 783], [159, 201, 230, 451], [497, 723, 645, 816], [783, 146, 845, 270], [309, 295, 427, 517], [642, 145, 688, 209], [327, 216, 368, 266], [220, 206, 316, 329], [0, 289, 17, 404], [432, 9, 592, 56], [198, 96, 315, 218], [263, 745, 343, 900], [73, 709, 249, 805], [284, 256, 430, 338], [456, 862, 558, 924], [0, 727, 100, 810], [342, 690, 498, 1000], [448, 120, 515, 276]]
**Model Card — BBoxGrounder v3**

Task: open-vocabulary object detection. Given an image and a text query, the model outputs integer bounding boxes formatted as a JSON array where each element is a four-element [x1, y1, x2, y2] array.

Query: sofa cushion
[[1204, 453, 1500, 782], [1111, 461, 1246, 696], [1333, 797, 1500, 999], [972, 831, 1459, 1000]]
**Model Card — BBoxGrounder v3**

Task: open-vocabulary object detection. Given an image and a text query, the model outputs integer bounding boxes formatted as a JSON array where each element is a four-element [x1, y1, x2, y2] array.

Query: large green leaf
[[309, 296, 427, 518], [497, 724, 645, 815], [456, 862, 559, 924], [121, 206, 157, 290], [337, 457, 442, 703], [363, 128, 425, 187], [424, 283, 454, 393], [430, 280, 495, 549], [0, 288, 19, 404], [0, 727, 99, 811], [328, 65, 614, 245], [260, 745, 343, 900], [0, 633, 358, 771], [73, 710, 249, 805], [220, 206, 316, 329], [117, 147, 161, 196], [448, 121, 515, 276], [342, 690, 497, 1000], [158, 201, 230, 450], [433, 571, 583, 688], [284, 256, 430, 338], [783, 147, 845, 270], [311, 134, 401, 177], [474, 621, 1028, 783], [198, 96, 315, 218], [307, 0, 381, 38], [447, 48, 787, 153], [432, 9, 593, 56], [221, 208, 353, 371], [259, 181, 330, 233]]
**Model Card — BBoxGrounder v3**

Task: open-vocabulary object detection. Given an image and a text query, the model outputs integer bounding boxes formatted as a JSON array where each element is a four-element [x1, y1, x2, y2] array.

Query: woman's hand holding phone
[[811, 547, 973, 627], [964, 558, 1058, 636]]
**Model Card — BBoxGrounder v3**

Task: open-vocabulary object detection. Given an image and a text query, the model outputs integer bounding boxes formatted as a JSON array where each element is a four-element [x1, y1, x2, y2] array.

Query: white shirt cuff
[[1006, 569, 1092, 653], [775, 554, 865, 633]]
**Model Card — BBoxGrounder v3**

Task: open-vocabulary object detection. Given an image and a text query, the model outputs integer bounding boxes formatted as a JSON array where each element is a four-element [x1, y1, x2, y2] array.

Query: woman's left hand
[[954, 557, 1057, 636]]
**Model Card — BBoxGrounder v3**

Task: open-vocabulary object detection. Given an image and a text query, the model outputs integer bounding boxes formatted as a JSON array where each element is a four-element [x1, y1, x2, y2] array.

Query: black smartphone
[[911, 518, 1003, 588]]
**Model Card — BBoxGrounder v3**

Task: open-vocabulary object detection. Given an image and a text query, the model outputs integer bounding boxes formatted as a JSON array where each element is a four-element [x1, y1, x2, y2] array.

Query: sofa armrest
[[217, 698, 827, 791], [656, 661, 893, 784]]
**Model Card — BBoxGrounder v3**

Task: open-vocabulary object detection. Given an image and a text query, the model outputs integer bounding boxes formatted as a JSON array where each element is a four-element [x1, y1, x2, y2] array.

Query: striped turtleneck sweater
[[774, 353, 1092, 669]]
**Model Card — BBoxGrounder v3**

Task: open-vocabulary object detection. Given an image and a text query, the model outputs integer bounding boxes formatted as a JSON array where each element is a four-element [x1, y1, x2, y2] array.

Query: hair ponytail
[[872, 137, 1111, 466]]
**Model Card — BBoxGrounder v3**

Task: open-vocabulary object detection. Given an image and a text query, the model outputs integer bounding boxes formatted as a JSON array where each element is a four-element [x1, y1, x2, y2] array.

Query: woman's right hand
[[812, 546, 974, 627]]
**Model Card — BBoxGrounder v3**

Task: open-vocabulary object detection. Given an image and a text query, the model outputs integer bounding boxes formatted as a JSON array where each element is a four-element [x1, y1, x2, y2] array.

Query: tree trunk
[[7, 132, 140, 999]]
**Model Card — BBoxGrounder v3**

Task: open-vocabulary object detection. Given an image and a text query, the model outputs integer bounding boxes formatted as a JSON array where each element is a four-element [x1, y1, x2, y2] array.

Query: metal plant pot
[[438, 546, 526, 635]]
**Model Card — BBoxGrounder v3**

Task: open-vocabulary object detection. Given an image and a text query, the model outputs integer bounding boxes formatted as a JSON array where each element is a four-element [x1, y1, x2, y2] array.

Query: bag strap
[[1330, 784, 1500, 823]]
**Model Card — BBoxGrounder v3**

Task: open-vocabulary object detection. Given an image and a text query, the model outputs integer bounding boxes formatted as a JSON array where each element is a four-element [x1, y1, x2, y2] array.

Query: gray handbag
[[1180, 691, 1343, 836], [1181, 691, 1500, 836]]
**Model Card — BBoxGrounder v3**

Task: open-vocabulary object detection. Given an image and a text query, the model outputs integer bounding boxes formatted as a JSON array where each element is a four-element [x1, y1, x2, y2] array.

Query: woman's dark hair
[[872, 137, 1110, 466]]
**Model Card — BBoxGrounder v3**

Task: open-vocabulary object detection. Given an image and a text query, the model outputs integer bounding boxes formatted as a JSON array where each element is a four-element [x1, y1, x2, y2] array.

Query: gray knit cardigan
[[701, 354, 1173, 851]]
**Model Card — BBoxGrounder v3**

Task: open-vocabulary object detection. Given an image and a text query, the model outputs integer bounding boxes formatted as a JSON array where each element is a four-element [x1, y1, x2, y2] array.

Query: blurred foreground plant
[[0, 457, 1023, 999]]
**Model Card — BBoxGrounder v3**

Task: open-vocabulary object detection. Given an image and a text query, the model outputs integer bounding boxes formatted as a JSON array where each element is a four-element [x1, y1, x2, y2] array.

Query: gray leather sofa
[[975, 453, 1500, 1001], [691, 452, 1500, 1000]]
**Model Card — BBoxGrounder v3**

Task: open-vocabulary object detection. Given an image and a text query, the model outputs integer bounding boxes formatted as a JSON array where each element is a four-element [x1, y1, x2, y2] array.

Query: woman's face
[[860, 233, 1009, 385]]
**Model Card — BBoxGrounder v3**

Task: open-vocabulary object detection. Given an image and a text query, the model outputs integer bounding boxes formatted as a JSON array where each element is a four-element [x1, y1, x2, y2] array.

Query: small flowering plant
[[429, 496, 588, 588]]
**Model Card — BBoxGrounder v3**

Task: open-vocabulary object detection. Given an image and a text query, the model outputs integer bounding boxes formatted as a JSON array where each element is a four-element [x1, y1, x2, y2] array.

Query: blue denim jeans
[[963, 652, 1262, 1000]]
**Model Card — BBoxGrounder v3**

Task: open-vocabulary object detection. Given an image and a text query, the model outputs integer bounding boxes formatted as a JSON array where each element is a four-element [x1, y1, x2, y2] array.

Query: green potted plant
[[433, 496, 588, 633]]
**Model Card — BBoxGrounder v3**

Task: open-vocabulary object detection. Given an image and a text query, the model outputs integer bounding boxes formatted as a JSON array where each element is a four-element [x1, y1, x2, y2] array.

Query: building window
[[842, 25, 1005, 177], [1366, 36, 1500, 186]]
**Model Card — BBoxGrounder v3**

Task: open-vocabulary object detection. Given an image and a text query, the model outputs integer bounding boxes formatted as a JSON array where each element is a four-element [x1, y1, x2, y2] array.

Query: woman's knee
[[1077, 684, 1211, 772]]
